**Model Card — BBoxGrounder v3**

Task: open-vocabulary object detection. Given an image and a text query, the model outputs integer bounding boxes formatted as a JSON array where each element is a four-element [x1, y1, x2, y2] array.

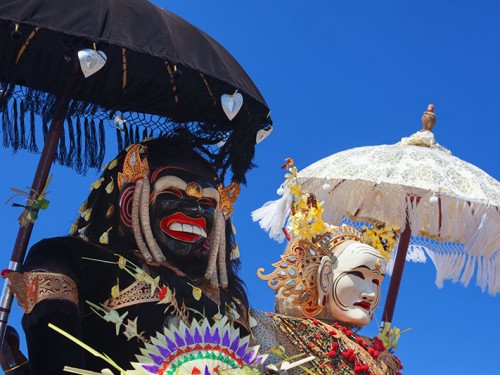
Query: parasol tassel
[[97, 119, 105, 169], [75, 116, 83, 173], [12, 98, 19, 152], [28, 101, 38, 152], [19, 99, 28, 149], [251, 187, 291, 243], [116, 127, 124, 153]]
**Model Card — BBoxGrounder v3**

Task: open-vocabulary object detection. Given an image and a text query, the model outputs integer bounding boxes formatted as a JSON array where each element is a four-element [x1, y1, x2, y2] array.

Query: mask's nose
[[181, 200, 202, 217]]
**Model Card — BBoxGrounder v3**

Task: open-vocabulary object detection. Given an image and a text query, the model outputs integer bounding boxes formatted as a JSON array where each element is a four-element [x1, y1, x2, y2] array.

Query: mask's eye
[[159, 187, 183, 199], [348, 271, 365, 279], [372, 279, 380, 286], [198, 197, 216, 208]]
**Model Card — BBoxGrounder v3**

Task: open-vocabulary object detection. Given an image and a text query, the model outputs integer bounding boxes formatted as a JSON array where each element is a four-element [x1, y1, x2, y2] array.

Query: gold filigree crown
[[117, 144, 149, 190], [218, 182, 240, 219]]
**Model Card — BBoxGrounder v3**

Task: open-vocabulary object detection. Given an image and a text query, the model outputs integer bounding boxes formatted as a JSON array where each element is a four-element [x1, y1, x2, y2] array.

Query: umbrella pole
[[382, 217, 412, 323], [0, 92, 71, 346]]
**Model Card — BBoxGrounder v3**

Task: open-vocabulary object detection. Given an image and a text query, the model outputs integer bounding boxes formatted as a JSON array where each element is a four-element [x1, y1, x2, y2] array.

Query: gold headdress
[[257, 159, 400, 317], [117, 144, 149, 191]]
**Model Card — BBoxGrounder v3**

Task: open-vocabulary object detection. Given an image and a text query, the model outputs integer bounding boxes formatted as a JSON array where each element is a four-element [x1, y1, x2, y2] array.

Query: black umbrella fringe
[[0, 86, 261, 183]]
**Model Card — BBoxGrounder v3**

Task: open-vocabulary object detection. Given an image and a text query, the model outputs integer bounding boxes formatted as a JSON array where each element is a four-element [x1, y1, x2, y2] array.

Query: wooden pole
[[382, 216, 412, 323], [0, 83, 72, 346]]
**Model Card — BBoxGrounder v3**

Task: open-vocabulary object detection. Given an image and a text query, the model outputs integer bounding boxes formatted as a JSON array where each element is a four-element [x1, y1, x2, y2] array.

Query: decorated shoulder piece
[[4, 271, 78, 314]]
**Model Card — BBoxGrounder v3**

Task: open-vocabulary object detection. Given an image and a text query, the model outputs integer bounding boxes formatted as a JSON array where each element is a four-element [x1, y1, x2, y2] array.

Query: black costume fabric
[[22, 237, 249, 374], [19, 136, 250, 374]]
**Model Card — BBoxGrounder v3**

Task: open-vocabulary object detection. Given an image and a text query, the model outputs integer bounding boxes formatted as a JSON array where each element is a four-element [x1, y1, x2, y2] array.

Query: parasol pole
[[382, 215, 412, 323], [0, 67, 76, 346]]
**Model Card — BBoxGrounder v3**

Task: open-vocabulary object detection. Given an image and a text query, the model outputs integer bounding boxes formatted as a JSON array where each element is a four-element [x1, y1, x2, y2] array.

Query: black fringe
[[116, 127, 124, 153], [57, 119, 68, 166], [75, 116, 83, 174], [83, 118, 91, 172], [134, 125, 140, 144], [0, 87, 262, 182], [2, 103, 10, 148], [88, 119, 98, 168], [123, 123, 130, 146], [12, 99, 19, 152], [29, 100, 38, 153], [66, 116, 76, 166], [19, 100, 28, 149], [97, 120, 105, 168]]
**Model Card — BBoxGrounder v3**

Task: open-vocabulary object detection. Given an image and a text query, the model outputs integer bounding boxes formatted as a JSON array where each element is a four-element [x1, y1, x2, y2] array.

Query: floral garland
[[360, 223, 400, 261], [283, 158, 328, 241]]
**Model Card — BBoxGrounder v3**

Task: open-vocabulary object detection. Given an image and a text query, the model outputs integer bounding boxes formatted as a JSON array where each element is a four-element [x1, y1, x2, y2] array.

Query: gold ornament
[[218, 181, 240, 219], [117, 144, 149, 191], [185, 182, 203, 199]]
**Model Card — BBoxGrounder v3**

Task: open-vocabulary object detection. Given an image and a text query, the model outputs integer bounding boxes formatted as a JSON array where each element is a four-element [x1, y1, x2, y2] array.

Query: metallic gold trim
[[6, 271, 78, 314], [218, 182, 240, 219], [15, 27, 40, 65]]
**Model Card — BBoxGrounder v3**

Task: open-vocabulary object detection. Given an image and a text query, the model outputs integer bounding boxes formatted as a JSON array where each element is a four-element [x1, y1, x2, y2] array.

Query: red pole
[[382, 216, 412, 323]]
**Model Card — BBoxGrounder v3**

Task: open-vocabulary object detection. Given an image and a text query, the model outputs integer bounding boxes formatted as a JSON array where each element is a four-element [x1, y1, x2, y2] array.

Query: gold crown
[[218, 182, 240, 219], [117, 144, 149, 190]]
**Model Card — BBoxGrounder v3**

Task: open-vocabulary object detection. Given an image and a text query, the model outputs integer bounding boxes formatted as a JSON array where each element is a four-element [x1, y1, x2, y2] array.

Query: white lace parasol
[[253, 107, 500, 296]]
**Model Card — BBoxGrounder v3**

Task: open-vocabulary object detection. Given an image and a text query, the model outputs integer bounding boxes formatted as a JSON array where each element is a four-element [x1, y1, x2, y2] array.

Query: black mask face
[[149, 167, 218, 258]]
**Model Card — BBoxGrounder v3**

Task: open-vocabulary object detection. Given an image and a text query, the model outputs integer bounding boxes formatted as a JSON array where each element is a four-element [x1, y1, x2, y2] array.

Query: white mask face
[[327, 242, 386, 326]]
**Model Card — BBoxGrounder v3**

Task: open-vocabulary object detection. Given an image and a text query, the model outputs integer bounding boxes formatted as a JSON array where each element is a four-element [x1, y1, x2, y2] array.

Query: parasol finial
[[421, 104, 436, 131]]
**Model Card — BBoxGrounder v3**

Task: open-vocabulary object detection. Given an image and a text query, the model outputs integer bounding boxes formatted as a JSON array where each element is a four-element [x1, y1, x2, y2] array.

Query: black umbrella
[[0, 0, 272, 355]]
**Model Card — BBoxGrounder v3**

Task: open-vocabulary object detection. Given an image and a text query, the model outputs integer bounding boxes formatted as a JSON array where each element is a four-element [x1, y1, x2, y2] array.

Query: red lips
[[160, 212, 206, 243], [353, 301, 371, 310]]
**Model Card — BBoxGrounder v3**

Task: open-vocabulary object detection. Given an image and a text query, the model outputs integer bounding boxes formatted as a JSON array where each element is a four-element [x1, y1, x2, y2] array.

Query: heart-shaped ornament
[[78, 48, 107, 78], [256, 125, 273, 144], [221, 92, 243, 121]]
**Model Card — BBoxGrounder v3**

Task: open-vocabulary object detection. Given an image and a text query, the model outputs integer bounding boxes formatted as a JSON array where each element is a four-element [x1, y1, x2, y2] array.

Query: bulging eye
[[372, 279, 380, 286]]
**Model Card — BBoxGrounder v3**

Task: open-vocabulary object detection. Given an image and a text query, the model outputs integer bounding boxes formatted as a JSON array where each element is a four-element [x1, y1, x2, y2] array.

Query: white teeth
[[168, 222, 207, 238], [170, 223, 183, 232]]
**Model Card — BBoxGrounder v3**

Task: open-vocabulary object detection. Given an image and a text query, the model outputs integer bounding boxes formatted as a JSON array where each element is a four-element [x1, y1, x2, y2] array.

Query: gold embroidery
[[6, 271, 78, 314], [104, 280, 159, 310]]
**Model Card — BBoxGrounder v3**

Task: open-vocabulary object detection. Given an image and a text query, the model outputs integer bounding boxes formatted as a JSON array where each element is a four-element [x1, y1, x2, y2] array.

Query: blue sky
[[1, 1, 499, 373]]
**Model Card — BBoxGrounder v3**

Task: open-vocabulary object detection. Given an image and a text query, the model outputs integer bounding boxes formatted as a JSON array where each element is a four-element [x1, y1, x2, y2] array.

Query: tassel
[[57, 120, 68, 166], [83, 118, 91, 172], [19, 100, 27, 149], [28, 101, 38, 152], [97, 119, 105, 169], [116, 127, 124, 153], [1, 104, 10, 147], [12, 99, 19, 152], [134, 125, 140, 144], [75, 117, 83, 174], [123, 123, 130, 147], [66, 117, 76, 166], [42, 111, 49, 140], [142, 128, 148, 142], [88, 119, 98, 168]]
